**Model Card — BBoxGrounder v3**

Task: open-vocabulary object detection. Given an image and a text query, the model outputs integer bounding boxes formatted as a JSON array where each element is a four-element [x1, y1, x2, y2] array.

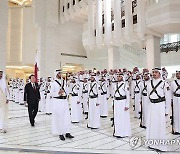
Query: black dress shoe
[[100, 116, 107, 118], [140, 124, 146, 129], [59, 135, 65, 141], [65, 133, 74, 139], [172, 132, 180, 135], [148, 146, 155, 150], [113, 134, 124, 138], [71, 122, 79, 123], [116, 136, 124, 138], [91, 127, 98, 129], [31, 123, 35, 127]]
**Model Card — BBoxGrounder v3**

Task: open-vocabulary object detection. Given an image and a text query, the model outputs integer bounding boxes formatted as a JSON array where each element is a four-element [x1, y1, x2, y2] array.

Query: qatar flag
[[34, 52, 39, 82]]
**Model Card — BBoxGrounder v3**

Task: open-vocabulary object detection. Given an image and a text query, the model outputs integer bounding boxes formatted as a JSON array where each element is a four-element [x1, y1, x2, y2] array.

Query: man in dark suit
[[24, 75, 40, 126]]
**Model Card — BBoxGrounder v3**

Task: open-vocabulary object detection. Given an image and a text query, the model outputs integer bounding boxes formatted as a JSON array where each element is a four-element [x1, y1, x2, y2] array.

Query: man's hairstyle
[[29, 74, 35, 79]]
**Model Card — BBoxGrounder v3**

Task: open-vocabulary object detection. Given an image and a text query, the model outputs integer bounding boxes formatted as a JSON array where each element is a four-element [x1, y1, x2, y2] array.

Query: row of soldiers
[[48, 67, 180, 152], [8, 78, 25, 105], [9, 67, 180, 152]]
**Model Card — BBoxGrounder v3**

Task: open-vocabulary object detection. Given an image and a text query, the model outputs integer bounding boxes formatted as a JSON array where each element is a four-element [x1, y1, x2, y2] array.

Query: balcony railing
[[160, 41, 180, 53]]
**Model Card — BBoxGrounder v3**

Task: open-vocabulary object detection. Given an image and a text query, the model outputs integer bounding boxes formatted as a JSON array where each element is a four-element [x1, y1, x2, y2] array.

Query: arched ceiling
[[9, 0, 32, 6]]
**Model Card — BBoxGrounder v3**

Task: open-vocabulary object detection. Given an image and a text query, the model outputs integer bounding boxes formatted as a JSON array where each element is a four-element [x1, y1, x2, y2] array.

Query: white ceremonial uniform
[[110, 74, 116, 97], [140, 80, 150, 127], [0, 75, 9, 130], [79, 74, 84, 97], [39, 82, 46, 112], [82, 82, 89, 113], [45, 82, 52, 114], [12, 82, 16, 102], [171, 79, 180, 133], [113, 82, 131, 137], [88, 81, 100, 128], [70, 82, 83, 122], [9, 82, 13, 101], [146, 78, 171, 151], [19, 82, 24, 105], [132, 79, 142, 118], [99, 81, 108, 117], [50, 78, 71, 135], [14, 82, 19, 103]]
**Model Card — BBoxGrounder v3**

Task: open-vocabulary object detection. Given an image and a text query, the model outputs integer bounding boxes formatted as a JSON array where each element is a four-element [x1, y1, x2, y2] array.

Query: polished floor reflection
[[0, 100, 180, 154]]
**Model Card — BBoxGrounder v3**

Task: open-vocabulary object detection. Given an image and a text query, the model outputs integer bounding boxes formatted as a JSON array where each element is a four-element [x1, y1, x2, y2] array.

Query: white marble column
[[104, 0, 111, 47], [96, 0, 103, 47], [0, 1, 8, 71], [146, 35, 161, 70], [137, 0, 146, 40], [125, 0, 133, 42], [113, 0, 122, 43], [88, 0, 95, 49], [108, 46, 120, 70], [33, 0, 46, 77]]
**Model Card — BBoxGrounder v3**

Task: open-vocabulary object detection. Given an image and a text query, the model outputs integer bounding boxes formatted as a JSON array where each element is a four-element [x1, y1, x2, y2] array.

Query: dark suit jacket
[[24, 82, 41, 104]]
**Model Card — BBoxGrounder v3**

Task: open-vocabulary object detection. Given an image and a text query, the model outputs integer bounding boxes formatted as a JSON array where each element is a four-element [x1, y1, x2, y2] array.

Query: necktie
[[33, 84, 36, 91]]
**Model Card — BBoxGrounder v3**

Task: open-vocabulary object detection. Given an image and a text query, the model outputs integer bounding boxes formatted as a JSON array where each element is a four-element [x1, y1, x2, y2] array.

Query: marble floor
[[0, 100, 180, 154]]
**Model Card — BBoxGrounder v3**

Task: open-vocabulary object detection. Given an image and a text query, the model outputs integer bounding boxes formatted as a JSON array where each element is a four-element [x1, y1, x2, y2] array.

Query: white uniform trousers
[[39, 91, 46, 112], [173, 96, 180, 133], [146, 101, 167, 151], [134, 92, 141, 118], [70, 96, 83, 122], [82, 93, 88, 113], [14, 89, 19, 103], [0, 104, 8, 129], [19, 90, 24, 105], [141, 95, 149, 127], [114, 100, 131, 137], [100, 94, 108, 117], [88, 98, 100, 128], [45, 93, 52, 114], [9, 88, 13, 101], [52, 98, 71, 135]]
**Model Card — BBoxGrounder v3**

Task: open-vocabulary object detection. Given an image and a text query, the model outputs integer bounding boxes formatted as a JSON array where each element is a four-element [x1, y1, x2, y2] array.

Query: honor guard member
[[87, 73, 100, 129], [39, 78, 46, 112], [0, 70, 9, 133], [8, 79, 13, 101], [69, 77, 83, 123], [19, 79, 25, 105], [171, 70, 180, 135], [113, 72, 131, 138], [82, 78, 89, 118], [131, 73, 142, 118], [12, 79, 16, 102], [110, 71, 117, 98], [140, 71, 150, 128], [50, 69, 74, 141], [14, 79, 19, 103], [99, 76, 108, 118], [45, 77, 52, 115], [146, 68, 171, 152], [108, 70, 113, 97]]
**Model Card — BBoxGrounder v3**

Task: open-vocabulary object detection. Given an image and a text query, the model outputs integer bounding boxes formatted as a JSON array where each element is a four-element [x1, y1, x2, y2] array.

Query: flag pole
[[34, 50, 38, 83]]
